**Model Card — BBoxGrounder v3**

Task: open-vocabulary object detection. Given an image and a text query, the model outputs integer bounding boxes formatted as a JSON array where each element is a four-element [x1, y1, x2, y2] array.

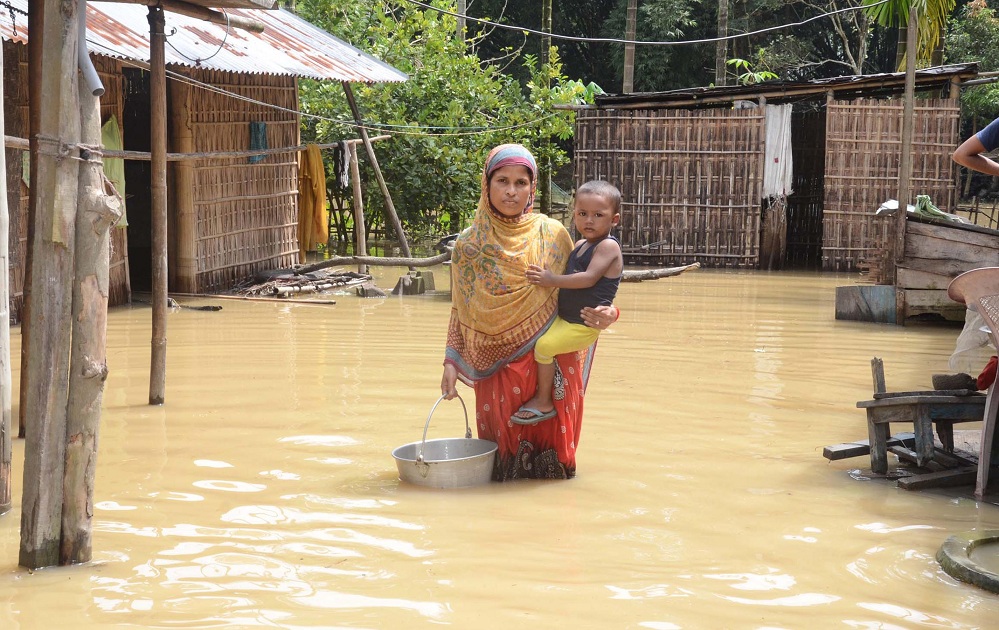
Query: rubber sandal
[[510, 406, 557, 425]]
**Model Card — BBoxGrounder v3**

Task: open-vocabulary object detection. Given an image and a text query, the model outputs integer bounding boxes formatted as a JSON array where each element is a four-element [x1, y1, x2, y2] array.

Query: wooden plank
[[823, 433, 915, 460], [906, 218, 999, 249], [897, 466, 977, 490], [897, 265, 958, 291]]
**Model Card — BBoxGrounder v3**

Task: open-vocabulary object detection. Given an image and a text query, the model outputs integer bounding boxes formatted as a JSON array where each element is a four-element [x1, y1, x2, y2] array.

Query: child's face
[[488, 165, 533, 218], [573, 193, 619, 240]]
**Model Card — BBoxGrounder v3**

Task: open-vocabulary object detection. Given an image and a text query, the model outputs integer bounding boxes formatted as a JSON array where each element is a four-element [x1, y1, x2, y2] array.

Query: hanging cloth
[[101, 115, 128, 227], [248, 122, 267, 164], [297, 144, 329, 258], [762, 104, 794, 199]]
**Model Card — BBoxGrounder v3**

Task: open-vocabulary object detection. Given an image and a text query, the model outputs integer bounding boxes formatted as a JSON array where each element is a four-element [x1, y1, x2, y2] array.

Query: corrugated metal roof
[[592, 63, 978, 109], [0, 1, 408, 83]]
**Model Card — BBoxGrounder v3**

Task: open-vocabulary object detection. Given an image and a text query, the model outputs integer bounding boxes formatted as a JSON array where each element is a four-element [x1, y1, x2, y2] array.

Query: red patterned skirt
[[472, 348, 593, 481]]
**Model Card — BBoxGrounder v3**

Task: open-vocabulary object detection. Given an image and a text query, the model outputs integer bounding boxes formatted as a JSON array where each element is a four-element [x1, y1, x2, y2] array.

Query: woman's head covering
[[483, 143, 538, 217], [445, 144, 573, 382]]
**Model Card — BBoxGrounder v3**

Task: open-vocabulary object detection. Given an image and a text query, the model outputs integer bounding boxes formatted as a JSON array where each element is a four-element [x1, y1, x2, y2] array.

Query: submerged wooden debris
[[232, 268, 371, 298]]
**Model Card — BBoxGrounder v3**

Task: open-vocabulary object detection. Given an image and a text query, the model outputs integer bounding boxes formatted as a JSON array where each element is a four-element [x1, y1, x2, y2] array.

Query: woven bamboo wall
[[574, 108, 764, 268], [1, 46, 129, 323], [822, 97, 960, 271], [186, 68, 300, 293]]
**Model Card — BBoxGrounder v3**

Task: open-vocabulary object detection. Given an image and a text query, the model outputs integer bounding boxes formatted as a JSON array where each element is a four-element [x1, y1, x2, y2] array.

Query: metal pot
[[392, 394, 497, 488]]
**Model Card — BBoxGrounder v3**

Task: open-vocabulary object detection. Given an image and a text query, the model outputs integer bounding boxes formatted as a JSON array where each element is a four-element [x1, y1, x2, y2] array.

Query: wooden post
[[893, 5, 918, 287], [20, 0, 80, 570], [20, 0, 45, 439], [348, 143, 367, 275], [62, 82, 120, 564], [341, 82, 411, 259], [539, 0, 552, 215], [148, 7, 168, 405], [170, 72, 196, 293], [0, 30, 11, 517]]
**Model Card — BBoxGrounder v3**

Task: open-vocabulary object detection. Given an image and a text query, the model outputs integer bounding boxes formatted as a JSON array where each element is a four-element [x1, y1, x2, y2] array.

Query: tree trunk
[[148, 6, 168, 406], [61, 82, 120, 565], [623, 0, 637, 92], [0, 26, 11, 518], [20, 0, 80, 570], [715, 0, 729, 86], [20, 0, 45, 440]]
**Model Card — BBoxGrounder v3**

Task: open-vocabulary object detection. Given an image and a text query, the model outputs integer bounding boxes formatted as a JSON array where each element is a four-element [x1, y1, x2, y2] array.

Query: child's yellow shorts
[[534, 316, 600, 364]]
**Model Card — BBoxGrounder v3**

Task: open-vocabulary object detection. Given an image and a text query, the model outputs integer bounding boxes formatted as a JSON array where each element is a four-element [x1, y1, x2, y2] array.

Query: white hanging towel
[[763, 104, 794, 199]]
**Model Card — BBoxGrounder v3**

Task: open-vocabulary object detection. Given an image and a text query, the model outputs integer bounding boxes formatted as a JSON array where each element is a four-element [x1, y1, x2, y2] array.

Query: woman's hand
[[441, 364, 459, 400], [580, 305, 619, 330]]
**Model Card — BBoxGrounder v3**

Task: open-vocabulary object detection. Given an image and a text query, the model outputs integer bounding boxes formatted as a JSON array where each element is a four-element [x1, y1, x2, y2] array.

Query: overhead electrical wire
[[401, 0, 891, 46]]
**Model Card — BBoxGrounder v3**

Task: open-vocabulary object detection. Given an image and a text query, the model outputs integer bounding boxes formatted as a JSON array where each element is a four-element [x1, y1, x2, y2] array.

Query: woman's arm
[[580, 304, 619, 330], [953, 135, 999, 177]]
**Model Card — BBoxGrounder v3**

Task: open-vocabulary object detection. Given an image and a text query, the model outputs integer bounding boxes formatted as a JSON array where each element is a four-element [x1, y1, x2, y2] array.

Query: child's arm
[[527, 240, 621, 289]]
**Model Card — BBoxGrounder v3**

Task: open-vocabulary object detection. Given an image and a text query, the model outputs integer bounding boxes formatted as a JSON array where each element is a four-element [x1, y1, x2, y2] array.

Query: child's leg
[[512, 318, 598, 424]]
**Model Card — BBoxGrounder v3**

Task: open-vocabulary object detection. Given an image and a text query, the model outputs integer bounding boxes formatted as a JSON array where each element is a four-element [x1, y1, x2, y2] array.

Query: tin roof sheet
[[0, 1, 407, 83]]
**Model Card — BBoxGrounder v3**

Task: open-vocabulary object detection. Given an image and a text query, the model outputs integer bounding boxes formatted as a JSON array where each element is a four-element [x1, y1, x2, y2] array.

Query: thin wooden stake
[[349, 143, 367, 275], [148, 7, 168, 405], [342, 82, 411, 260]]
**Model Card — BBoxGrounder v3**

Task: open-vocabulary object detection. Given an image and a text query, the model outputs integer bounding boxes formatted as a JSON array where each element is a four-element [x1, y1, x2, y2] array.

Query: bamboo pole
[[62, 82, 121, 565], [0, 29, 11, 517], [20, 0, 81, 570], [341, 82, 412, 260], [348, 143, 367, 275], [148, 7, 168, 406], [3, 134, 393, 161], [170, 73, 197, 293], [892, 5, 918, 288], [20, 1, 44, 440]]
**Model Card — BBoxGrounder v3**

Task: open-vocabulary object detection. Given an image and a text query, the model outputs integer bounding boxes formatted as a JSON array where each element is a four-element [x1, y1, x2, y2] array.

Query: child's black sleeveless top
[[557, 235, 621, 325]]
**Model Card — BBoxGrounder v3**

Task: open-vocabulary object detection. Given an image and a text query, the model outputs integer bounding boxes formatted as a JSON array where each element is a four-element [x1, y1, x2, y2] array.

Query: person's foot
[[511, 398, 556, 425]]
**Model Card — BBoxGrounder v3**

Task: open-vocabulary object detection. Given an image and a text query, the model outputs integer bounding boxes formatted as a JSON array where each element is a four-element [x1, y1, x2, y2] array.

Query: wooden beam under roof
[[97, 0, 272, 32], [98, 0, 277, 8]]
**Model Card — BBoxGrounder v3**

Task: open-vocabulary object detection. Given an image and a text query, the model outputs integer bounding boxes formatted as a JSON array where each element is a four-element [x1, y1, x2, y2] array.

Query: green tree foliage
[[296, 1, 596, 238], [946, 0, 999, 132]]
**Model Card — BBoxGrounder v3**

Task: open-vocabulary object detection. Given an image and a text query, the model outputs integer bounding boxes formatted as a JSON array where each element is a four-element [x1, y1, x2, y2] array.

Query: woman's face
[[488, 165, 533, 218]]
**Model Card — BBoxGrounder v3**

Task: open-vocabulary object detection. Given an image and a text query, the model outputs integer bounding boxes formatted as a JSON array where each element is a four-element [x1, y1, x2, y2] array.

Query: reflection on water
[[2, 268, 999, 628]]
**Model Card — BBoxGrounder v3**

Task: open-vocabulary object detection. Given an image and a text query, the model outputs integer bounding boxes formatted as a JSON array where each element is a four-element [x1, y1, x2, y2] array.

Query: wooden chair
[[947, 267, 999, 500]]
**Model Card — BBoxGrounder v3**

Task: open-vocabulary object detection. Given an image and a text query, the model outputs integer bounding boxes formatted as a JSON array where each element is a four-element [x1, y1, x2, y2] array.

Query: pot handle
[[417, 393, 472, 469]]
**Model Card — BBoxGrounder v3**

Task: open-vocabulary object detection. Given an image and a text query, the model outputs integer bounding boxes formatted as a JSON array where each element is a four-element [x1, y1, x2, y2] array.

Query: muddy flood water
[[3, 267, 999, 628]]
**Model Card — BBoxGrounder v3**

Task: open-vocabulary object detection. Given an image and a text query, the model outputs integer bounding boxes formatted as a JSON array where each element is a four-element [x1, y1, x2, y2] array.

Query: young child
[[511, 180, 624, 425]]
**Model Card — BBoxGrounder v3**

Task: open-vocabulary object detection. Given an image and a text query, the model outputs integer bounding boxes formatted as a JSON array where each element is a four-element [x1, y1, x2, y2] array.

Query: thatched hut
[[1, 2, 406, 320], [571, 64, 978, 272]]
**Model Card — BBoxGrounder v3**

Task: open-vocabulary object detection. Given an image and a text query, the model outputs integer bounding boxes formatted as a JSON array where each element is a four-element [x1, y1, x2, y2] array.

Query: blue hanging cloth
[[248, 122, 267, 164]]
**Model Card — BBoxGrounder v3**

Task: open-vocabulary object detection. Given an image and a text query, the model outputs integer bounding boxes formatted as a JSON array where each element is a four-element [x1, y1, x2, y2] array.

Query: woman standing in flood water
[[440, 144, 616, 480]]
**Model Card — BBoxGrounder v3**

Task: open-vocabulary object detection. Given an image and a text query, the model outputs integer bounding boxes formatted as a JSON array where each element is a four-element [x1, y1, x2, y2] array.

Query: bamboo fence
[[1, 47, 130, 323], [822, 97, 960, 271], [574, 107, 764, 268], [185, 68, 300, 293]]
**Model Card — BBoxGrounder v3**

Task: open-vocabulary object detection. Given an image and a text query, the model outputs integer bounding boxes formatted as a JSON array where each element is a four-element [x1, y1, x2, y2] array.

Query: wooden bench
[[857, 392, 986, 474], [856, 358, 986, 475]]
